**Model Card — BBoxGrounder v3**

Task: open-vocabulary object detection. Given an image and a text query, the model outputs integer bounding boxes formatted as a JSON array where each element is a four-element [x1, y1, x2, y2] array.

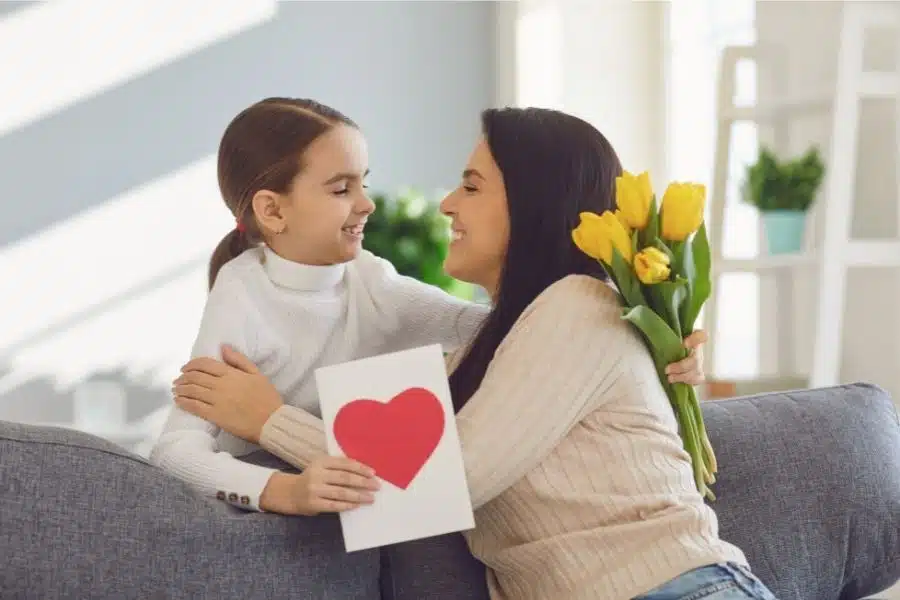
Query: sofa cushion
[[702, 383, 900, 600]]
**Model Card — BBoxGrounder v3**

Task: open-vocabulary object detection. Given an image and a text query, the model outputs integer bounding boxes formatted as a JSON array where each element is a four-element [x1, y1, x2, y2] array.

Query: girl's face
[[252, 124, 374, 266], [440, 137, 510, 298]]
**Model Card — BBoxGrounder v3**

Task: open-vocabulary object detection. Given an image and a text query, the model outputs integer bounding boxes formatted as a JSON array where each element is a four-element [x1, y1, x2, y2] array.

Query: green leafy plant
[[364, 188, 473, 299], [742, 146, 826, 212]]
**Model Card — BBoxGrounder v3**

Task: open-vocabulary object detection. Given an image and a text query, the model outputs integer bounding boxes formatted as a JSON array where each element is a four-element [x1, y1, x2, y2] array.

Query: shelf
[[715, 254, 816, 274], [721, 89, 832, 123], [721, 72, 898, 123], [714, 241, 900, 274]]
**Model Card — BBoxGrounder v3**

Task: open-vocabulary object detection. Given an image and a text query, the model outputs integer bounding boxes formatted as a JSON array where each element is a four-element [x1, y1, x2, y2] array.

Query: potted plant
[[363, 188, 474, 299], [741, 146, 826, 255]]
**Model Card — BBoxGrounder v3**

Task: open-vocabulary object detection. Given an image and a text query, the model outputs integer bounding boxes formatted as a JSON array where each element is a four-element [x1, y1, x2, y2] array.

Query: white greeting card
[[315, 344, 474, 552]]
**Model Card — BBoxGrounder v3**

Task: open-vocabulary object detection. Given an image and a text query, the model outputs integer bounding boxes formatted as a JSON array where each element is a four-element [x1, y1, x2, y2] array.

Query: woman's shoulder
[[523, 275, 621, 322]]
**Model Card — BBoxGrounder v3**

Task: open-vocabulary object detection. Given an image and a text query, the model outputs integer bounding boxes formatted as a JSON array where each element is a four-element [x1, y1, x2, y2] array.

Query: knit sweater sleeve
[[149, 267, 277, 512], [261, 275, 632, 511], [361, 251, 490, 351]]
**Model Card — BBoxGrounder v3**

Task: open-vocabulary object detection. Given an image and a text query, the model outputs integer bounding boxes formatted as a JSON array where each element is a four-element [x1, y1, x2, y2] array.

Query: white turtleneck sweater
[[149, 246, 489, 511]]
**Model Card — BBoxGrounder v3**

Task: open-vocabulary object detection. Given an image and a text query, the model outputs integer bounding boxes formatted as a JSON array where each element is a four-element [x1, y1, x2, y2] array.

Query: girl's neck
[[261, 246, 346, 292]]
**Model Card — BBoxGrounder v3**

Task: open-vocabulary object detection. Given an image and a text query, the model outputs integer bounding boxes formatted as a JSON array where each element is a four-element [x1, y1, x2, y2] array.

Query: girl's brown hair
[[208, 97, 356, 289]]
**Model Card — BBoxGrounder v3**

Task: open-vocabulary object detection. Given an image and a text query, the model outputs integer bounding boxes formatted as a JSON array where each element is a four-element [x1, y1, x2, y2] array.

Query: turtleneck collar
[[262, 246, 346, 291]]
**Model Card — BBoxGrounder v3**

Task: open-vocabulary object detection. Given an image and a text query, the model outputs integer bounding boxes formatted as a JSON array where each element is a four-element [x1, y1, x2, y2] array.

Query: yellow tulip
[[613, 209, 632, 235], [572, 210, 633, 265], [661, 182, 705, 241], [633, 246, 671, 284], [616, 171, 653, 230]]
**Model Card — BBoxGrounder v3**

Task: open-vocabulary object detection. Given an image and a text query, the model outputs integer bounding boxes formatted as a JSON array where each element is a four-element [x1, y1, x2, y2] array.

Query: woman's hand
[[173, 345, 283, 444], [259, 457, 380, 515], [664, 329, 708, 385]]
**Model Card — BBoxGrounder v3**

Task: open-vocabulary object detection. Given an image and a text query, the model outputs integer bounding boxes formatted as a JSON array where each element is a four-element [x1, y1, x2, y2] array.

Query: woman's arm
[[259, 276, 638, 511], [182, 276, 706, 508], [150, 271, 277, 512]]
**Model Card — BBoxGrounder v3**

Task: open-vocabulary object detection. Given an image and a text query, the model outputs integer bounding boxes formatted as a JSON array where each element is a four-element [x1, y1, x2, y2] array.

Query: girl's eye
[[334, 188, 349, 196], [463, 185, 477, 193]]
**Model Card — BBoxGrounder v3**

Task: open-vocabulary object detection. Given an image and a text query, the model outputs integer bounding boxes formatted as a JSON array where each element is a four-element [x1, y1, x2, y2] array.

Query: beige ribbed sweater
[[260, 275, 747, 600]]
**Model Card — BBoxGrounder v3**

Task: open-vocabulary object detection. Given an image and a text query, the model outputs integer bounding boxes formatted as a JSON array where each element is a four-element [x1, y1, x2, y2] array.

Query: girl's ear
[[251, 190, 287, 235]]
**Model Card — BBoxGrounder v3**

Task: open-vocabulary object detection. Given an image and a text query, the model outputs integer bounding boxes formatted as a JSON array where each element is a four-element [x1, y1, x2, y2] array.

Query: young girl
[[150, 98, 490, 512], [152, 97, 706, 516]]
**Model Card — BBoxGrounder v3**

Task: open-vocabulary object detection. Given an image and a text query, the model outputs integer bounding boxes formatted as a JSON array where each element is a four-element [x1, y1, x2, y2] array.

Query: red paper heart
[[333, 387, 445, 490]]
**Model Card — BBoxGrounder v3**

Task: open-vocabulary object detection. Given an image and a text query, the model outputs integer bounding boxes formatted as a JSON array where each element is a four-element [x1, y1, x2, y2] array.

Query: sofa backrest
[[701, 382, 900, 600]]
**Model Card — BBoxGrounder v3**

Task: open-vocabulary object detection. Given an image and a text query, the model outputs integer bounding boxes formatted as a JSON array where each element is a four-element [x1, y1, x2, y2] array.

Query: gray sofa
[[2, 382, 899, 600]]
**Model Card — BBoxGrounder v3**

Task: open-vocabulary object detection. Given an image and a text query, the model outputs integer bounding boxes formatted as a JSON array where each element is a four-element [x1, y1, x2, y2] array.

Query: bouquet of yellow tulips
[[572, 171, 717, 500]]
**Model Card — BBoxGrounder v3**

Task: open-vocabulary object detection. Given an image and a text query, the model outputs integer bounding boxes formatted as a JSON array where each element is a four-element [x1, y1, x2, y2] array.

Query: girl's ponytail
[[208, 228, 250, 290]]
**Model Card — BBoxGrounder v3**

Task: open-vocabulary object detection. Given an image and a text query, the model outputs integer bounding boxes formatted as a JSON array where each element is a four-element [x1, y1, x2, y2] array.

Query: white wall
[[494, 0, 668, 188], [0, 1, 495, 432], [755, 1, 900, 400]]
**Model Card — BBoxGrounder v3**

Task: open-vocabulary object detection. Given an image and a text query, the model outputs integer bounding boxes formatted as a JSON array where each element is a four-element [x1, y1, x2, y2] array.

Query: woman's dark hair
[[208, 97, 357, 289], [448, 107, 623, 411]]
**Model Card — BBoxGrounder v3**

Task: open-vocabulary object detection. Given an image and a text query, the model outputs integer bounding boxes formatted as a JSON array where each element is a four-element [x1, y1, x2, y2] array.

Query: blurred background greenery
[[363, 188, 476, 300]]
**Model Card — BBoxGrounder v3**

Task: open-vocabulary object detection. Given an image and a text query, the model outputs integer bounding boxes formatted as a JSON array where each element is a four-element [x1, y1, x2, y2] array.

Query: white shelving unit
[[705, 3, 900, 388]]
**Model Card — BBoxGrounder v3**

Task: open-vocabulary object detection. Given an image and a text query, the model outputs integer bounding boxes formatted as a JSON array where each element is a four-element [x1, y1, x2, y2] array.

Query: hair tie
[[235, 220, 246, 234]]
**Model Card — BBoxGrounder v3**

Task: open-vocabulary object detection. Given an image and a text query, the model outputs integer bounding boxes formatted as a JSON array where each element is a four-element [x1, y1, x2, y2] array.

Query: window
[[666, 0, 758, 378]]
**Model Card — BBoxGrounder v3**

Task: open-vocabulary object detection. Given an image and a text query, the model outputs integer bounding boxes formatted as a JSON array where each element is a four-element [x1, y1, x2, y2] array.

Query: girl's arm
[[149, 269, 278, 512], [361, 251, 491, 351]]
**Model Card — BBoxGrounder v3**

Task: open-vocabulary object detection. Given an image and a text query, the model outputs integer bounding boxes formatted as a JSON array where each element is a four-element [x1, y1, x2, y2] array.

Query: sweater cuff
[[219, 462, 277, 512], [259, 405, 326, 469]]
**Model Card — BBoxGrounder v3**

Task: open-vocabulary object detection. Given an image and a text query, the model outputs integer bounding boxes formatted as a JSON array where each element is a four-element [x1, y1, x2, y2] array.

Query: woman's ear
[[251, 190, 287, 235]]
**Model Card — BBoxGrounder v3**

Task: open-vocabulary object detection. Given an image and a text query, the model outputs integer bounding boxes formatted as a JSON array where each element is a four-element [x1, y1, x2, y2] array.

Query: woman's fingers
[[172, 383, 215, 404], [668, 370, 704, 384], [666, 354, 698, 376], [180, 357, 229, 377], [173, 370, 219, 390], [175, 396, 212, 417], [221, 345, 261, 375], [684, 329, 709, 348]]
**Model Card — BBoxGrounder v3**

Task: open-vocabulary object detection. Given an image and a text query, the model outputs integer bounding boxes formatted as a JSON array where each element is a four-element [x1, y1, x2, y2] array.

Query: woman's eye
[[463, 185, 478, 193]]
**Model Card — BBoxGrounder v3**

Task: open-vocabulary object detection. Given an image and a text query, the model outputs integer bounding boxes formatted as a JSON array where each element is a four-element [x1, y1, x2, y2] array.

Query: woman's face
[[440, 137, 510, 297]]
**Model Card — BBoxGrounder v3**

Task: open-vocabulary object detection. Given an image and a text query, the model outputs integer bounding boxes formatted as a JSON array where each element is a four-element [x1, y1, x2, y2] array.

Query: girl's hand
[[291, 455, 381, 515], [173, 344, 283, 444], [665, 329, 708, 386]]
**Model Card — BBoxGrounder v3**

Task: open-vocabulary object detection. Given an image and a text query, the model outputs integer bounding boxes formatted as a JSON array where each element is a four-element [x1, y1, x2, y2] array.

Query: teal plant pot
[[762, 210, 807, 255]]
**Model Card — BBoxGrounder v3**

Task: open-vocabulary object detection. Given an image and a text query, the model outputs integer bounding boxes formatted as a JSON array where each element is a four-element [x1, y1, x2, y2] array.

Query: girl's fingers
[[311, 498, 364, 513], [324, 468, 381, 491], [317, 484, 375, 504], [323, 456, 376, 478]]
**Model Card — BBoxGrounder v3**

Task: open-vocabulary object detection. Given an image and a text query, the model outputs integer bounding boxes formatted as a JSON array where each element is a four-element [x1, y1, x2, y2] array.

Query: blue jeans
[[635, 563, 778, 600]]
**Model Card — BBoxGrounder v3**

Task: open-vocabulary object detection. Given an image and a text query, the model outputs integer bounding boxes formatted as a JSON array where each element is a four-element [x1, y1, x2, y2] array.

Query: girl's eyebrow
[[323, 168, 370, 185]]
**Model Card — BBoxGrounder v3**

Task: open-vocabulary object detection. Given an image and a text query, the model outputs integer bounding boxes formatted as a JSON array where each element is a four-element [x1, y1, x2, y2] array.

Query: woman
[[173, 107, 777, 600]]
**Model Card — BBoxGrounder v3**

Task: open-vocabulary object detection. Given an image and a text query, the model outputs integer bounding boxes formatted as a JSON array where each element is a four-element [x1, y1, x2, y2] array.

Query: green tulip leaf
[[621, 304, 688, 366], [679, 222, 711, 335]]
